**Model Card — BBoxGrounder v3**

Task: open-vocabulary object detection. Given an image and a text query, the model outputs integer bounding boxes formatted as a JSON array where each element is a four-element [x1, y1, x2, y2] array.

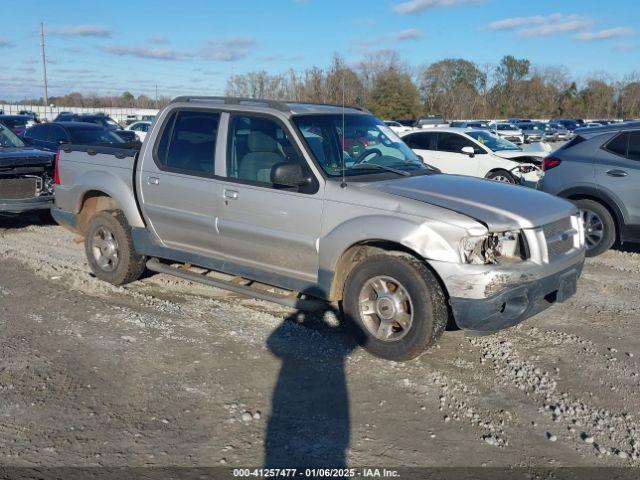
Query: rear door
[[216, 114, 323, 282], [138, 109, 224, 256], [597, 130, 640, 226]]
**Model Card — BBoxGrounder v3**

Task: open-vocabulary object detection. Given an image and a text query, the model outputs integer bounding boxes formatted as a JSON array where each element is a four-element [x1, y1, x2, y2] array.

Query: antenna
[[340, 75, 347, 188]]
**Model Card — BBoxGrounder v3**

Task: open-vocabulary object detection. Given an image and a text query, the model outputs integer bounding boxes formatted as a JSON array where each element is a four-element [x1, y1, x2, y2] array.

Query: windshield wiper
[[350, 163, 411, 176]]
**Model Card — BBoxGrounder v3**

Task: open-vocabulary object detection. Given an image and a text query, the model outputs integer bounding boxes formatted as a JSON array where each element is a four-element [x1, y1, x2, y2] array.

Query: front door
[[139, 109, 223, 256], [434, 132, 482, 177], [216, 114, 323, 283]]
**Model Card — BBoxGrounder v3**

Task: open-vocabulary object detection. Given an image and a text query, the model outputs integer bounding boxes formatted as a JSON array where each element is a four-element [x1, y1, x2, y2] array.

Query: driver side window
[[437, 133, 482, 154]]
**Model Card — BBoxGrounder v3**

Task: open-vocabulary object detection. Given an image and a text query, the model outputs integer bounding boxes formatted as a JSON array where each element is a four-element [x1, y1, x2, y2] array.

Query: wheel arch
[[559, 186, 625, 240]]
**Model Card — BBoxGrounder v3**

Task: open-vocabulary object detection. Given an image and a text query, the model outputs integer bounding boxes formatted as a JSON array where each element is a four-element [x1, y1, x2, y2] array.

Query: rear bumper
[[0, 195, 53, 214], [449, 260, 584, 332]]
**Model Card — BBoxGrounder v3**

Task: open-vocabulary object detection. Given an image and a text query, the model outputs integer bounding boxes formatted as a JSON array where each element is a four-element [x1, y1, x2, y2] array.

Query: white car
[[489, 122, 524, 145], [400, 127, 544, 185], [126, 121, 153, 142]]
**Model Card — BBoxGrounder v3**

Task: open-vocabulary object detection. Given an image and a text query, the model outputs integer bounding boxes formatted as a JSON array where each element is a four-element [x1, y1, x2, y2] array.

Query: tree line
[[225, 53, 640, 120], [5, 54, 640, 120]]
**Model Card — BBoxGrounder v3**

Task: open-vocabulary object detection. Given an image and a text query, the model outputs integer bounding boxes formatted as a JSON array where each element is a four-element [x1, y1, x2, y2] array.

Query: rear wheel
[[84, 210, 146, 285], [574, 198, 616, 257], [343, 254, 447, 361], [486, 169, 517, 184]]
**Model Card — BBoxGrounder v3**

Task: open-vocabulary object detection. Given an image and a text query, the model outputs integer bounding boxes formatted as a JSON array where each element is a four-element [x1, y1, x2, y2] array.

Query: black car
[[23, 122, 125, 152], [0, 123, 55, 214], [0, 115, 31, 137], [51, 113, 138, 143]]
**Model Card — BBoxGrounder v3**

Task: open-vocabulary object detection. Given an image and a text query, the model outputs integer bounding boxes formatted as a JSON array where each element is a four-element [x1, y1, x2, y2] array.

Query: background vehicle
[[549, 122, 573, 141], [126, 121, 153, 142], [51, 113, 138, 142], [449, 120, 491, 130], [551, 118, 580, 131], [383, 120, 412, 134], [401, 127, 542, 185], [517, 122, 543, 143], [489, 122, 524, 144], [414, 115, 448, 129], [18, 110, 41, 124], [538, 122, 640, 256], [537, 122, 558, 142], [23, 122, 125, 152], [0, 123, 55, 214], [52, 97, 585, 362], [0, 115, 30, 137]]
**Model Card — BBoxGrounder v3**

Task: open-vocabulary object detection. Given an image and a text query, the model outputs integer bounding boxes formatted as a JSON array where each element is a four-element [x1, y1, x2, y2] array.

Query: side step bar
[[145, 258, 327, 312]]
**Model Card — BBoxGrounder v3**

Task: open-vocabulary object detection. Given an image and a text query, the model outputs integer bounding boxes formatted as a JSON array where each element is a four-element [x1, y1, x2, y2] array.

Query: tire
[[486, 169, 517, 184], [342, 254, 448, 362], [84, 210, 146, 285], [574, 198, 616, 257]]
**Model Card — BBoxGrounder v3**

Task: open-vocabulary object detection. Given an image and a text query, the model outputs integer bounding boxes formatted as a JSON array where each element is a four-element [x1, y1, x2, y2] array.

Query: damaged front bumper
[[431, 252, 585, 332]]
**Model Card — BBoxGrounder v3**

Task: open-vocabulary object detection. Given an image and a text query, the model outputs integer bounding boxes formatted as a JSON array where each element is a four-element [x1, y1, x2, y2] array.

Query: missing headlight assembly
[[461, 231, 528, 265]]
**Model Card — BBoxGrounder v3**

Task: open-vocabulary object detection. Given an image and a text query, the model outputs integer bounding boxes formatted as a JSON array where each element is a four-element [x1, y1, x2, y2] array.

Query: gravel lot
[[0, 213, 639, 468]]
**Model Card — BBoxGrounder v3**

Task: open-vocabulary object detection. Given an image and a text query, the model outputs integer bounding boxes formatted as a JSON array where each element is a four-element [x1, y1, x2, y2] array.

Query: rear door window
[[604, 132, 629, 158], [154, 110, 220, 177]]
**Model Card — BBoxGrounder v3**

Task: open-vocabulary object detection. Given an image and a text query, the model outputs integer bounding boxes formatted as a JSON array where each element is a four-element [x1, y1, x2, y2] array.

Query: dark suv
[[538, 122, 640, 256], [52, 113, 137, 143]]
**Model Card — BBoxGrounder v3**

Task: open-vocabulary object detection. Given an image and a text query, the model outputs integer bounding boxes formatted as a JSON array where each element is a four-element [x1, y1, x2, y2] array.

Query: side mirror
[[461, 146, 475, 157], [271, 163, 310, 188]]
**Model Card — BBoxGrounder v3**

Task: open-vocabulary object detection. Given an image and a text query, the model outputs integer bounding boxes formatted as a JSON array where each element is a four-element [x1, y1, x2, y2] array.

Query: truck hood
[[0, 147, 54, 168], [368, 174, 576, 231]]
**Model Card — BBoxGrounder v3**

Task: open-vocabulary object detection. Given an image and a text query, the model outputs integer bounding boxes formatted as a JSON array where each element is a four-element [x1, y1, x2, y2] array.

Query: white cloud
[[49, 25, 112, 38], [575, 27, 633, 41], [102, 46, 192, 60], [200, 37, 257, 62], [395, 28, 423, 41], [393, 0, 480, 15], [488, 13, 591, 37]]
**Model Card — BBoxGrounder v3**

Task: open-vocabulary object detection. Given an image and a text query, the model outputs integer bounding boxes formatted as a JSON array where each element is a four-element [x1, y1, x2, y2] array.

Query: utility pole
[[155, 84, 159, 109], [40, 22, 49, 116]]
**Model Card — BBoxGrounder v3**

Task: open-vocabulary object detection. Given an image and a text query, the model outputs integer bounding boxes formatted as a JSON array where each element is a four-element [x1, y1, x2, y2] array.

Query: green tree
[[367, 68, 420, 119]]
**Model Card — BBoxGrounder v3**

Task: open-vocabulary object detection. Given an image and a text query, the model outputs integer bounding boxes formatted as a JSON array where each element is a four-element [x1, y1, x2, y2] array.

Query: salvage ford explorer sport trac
[[51, 97, 586, 361]]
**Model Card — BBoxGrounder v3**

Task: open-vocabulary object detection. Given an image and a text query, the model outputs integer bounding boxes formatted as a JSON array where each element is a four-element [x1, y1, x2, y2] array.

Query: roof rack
[[170, 96, 368, 113]]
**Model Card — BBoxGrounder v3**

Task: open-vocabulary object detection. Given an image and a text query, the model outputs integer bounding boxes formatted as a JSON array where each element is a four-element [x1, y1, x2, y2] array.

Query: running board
[[145, 258, 327, 312]]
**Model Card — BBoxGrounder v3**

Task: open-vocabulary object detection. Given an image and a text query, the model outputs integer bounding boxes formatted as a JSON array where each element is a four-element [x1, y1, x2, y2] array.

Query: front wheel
[[342, 254, 448, 361], [486, 169, 517, 184], [84, 210, 146, 285]]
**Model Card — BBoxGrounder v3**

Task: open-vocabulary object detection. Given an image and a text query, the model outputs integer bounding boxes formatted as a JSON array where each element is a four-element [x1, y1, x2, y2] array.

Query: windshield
[[497, 124, 517, 131], [293, 114, 428, 178], [466, 130, 521, 152], [69, 127, 125, 144], [0, 124, 25, 147]]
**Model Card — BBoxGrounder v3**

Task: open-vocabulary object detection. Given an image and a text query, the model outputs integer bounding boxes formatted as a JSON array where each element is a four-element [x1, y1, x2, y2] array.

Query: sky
[[1, 0, 639, 101]]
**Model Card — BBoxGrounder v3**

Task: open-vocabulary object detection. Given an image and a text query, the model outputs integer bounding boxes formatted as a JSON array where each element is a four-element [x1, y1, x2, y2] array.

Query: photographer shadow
[[264, 306, 356, 470]]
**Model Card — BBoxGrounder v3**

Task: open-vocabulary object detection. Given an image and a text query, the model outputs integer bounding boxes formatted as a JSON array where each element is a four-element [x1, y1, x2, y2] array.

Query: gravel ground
[[0, 213, 639, 468]]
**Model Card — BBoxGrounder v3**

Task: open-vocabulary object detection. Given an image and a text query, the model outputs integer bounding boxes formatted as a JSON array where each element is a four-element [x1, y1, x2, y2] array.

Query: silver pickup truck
[[52, 97, 586, 361]]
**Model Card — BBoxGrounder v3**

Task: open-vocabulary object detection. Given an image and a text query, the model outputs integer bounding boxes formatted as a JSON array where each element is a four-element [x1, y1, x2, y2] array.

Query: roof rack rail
[[170, 96, 368, 113]]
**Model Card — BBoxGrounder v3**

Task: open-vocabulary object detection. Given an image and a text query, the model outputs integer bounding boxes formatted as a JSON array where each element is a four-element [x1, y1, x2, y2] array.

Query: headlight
[[461, 231, 526, 264]]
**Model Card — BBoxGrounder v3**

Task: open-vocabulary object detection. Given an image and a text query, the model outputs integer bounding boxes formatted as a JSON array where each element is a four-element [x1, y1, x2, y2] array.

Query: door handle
[[606, 169, 628, 178], [224, 189, 239, 200], [148, 176, 160, 185]]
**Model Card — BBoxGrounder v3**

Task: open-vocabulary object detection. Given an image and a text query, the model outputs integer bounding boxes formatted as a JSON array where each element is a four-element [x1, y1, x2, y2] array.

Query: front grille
[[543, 217, 575, 261], [0, 177, 38, 199]]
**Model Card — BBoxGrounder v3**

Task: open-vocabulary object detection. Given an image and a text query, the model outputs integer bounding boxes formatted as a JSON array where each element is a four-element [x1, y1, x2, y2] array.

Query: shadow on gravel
[[613, 242, 640, 254], [265, 307, 356, 470], [0, 211, 54, 230]]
